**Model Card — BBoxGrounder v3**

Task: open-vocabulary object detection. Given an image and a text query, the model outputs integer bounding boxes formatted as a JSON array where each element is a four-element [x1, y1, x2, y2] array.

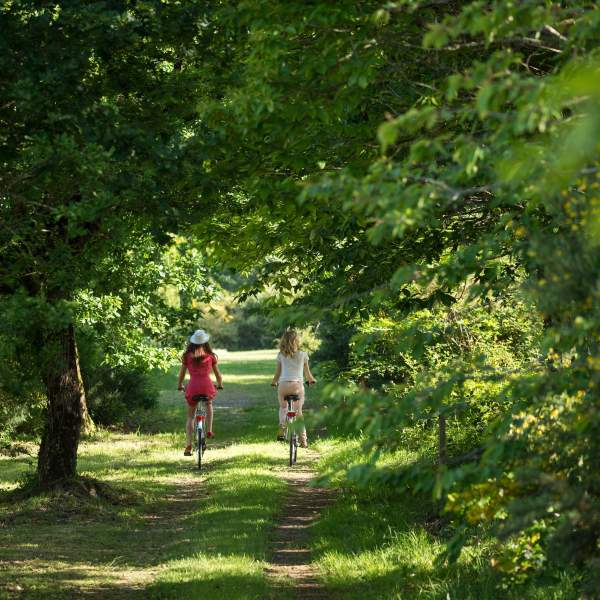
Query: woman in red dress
[[177, 329, 223, 456]]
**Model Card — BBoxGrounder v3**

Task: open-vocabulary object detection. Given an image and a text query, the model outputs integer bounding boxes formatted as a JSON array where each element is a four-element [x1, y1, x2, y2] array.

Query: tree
[[0, 1, 212, 487], [185, 0, 600, 582]]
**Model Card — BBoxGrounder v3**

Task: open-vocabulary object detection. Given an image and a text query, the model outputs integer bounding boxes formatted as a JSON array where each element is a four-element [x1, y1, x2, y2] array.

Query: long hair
[[279, 329, 300, 358], [183, 341, 216, 364]]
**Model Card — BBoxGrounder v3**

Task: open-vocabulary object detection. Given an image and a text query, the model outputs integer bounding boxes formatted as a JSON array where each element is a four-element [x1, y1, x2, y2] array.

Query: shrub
[[83, 364, 158, 428], [0, 336, 46, 446], [322, 287, 541, 459], [78, 336, 158, 428]]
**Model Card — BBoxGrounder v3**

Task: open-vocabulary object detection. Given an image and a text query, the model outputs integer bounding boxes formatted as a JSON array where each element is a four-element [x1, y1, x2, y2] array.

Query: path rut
[[266, 460, 336, 599]]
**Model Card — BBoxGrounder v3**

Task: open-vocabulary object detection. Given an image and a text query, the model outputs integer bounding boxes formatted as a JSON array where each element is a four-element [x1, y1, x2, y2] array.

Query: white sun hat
[[189, 329, 210, 344]]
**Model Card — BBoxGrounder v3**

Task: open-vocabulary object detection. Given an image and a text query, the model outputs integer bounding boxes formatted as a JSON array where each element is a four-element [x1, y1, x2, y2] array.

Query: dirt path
[[266, 458, 336, 599]]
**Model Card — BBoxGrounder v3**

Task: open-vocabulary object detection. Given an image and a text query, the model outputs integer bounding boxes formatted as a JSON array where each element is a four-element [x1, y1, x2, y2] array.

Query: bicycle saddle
[[284, 394, 301, 401], [191, 394, 210, 402]]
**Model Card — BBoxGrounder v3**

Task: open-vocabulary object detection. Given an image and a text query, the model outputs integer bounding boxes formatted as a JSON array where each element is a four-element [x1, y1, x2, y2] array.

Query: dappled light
[[1, 1, 598, 597]]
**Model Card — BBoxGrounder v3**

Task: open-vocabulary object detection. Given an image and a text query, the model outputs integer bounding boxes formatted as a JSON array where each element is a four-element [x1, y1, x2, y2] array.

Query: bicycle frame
[[193, 395, 209, 469], [284, 395, 299, 466], [274, 381, 313, 467]]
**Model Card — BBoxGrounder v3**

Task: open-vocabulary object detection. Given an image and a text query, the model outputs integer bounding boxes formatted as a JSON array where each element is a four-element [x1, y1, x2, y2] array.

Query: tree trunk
[[80, 394, 95, 435], [37, 324, 84, 486], [438, 413, 447, 466], [75, 340, 95, 435]]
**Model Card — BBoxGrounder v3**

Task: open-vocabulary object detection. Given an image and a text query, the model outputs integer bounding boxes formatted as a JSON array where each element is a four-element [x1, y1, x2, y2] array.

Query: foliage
[[320, 288, 540, 455], [195, 290, 282, 351], [193, 285, 320, 352], [0, 388, 45, 448], [0, 234, 207, 445], [78, 338, 158, 428], [311, 312, 357, 376], [188, 0, 600, 588], [0, 335, 46, 446], [346, 2, 600, 584], [84, 365, 158, 428], [0, 1, 217, 480], [3, 0, 600, 589]]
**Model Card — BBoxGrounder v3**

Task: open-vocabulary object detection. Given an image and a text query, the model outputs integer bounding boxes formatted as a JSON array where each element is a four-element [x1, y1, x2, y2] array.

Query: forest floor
[[0, 350, 331, 600], [0, 350, 577, 599]]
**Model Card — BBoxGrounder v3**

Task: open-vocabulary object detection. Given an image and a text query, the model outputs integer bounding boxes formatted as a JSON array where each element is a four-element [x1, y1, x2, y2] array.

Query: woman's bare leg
[[186, 404, 196, 447], [294, 397, 307, 444], [206, 401, 214, 433], [278, 397, 287, 427]]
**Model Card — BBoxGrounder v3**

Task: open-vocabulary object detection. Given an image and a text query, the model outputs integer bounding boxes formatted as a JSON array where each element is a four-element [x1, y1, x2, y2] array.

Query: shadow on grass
[[0, 450, 288, 599], [0, 567, 147, 600], [0, 353, 292, 599], [0, 567, 286, 600], [147, 570, 288, 600]]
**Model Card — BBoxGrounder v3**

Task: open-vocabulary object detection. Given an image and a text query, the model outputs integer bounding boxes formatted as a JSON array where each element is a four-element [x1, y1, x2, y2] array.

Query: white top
[[278, 351, 308, 382]]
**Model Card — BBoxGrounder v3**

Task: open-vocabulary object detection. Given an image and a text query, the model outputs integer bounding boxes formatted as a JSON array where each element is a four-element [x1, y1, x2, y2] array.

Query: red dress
[[184, 352, 218, 405]]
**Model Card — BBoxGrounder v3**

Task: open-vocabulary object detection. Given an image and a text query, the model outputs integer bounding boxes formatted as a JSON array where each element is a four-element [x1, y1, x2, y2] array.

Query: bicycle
[[190, 386, 223, 469], [191, 394, 209, 469], [273, 382, 313, 467], [284, 392, 300, 466]]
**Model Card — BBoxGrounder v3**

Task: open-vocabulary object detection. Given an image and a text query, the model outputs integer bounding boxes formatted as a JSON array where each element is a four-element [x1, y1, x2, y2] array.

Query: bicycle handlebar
[[179, 385, 224, 391], [271, 381, 316, 387]]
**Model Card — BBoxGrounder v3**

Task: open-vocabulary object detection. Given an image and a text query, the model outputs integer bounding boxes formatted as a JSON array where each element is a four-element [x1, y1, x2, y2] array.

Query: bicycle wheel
[[197, 426, 204, 469], [289, 433, 298, 466]]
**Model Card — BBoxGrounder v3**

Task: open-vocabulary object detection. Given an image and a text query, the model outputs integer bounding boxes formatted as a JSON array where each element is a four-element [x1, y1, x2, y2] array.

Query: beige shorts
[[278, 380, 304, 406]]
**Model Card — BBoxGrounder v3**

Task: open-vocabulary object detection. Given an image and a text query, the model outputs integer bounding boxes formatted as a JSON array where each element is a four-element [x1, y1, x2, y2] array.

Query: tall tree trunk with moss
[[37, 325, 84, 486], [76, 340, 95, 435]]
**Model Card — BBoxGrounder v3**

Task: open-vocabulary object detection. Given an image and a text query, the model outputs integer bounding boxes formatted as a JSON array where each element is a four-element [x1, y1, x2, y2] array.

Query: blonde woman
[[271, 329, 316, 447]]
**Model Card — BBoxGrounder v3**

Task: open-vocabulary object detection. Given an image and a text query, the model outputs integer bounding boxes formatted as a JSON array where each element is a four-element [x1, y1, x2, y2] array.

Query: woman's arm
[[271, 361, 281, 386], [304, 357, 316, 384], [177, 363, 187, 391], [212, 362, 223, 388]]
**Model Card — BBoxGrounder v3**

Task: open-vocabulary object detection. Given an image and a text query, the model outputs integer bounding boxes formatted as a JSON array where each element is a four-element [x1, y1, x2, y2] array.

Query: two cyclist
[[177, 329, 223, 456], [178, 327, 315, 455], [271, 329, 317, 448]]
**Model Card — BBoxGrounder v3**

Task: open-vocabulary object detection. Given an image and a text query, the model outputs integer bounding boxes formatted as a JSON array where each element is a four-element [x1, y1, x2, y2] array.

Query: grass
[[309, 438, 579, 600], [0, 349, 296, 600], [147, 444, 292, 600], [0, 348, 581, 599]]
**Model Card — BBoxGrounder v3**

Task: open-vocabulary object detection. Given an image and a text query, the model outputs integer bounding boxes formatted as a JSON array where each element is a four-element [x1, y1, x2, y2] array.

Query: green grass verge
[[310, 438, 579, 600]]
